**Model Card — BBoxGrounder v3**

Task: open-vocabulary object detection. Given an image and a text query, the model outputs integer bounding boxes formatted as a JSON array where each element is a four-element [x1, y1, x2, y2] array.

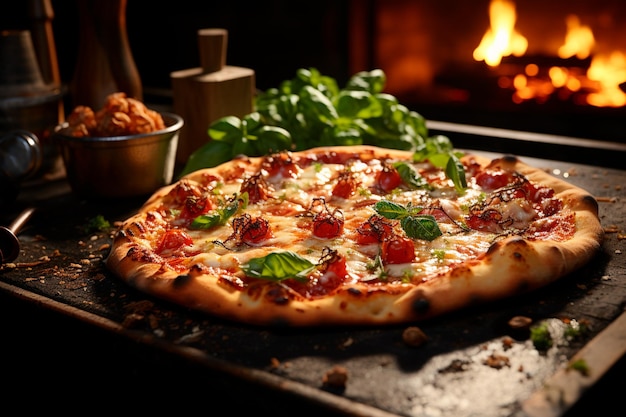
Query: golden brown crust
[[105, 146, 603, 326]]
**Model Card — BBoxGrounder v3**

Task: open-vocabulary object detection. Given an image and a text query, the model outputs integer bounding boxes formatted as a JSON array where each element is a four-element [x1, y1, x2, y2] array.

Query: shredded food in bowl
[[65, 92, 165, 137]]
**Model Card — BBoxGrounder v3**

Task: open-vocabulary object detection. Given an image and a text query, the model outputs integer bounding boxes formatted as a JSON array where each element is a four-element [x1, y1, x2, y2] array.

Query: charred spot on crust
[[411, 297, 430, 315], [347, 287, 362, 296], [186, 263, 213, 279], [485, 240, 503, 255], [582, 194, 600, 212], [173, 274, 192, 288], [502, 155, 519, 164], [266, 285, 290, 305], [486, 237, 529, 263], [126, 246, 161, 263], [114, 229, 127, 239]]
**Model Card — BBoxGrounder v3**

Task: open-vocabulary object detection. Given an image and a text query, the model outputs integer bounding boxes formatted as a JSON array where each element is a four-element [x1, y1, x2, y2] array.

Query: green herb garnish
[[189, 193, 248, 230], [393, 162, 431, 190], [85, 214, 111, 233], [240, 251, 316, 282], [178, 68, 459, 178], [568, 359, 590, 376], [373, 200, 442, 241], [530, 322, 553, 351]]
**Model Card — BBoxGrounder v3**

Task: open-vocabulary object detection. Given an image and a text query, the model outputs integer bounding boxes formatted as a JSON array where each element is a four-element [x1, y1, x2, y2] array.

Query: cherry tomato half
[[240, 217, 272, 245], [156, 229, 193, 254], [381, 236, 415, 264], [313, 213, 344, 238], [375, 166, 402, 193]]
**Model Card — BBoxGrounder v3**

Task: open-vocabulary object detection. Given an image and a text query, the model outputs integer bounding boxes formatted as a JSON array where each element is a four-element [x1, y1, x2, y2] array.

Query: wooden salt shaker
[[171, 28, 255, 165]]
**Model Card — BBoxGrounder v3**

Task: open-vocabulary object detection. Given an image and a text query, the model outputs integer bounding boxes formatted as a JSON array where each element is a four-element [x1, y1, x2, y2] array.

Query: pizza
[[105, 145, 603, 326]]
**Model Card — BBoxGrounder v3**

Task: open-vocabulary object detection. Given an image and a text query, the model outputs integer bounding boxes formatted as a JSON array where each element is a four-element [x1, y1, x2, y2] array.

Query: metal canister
[[0, 29, 63, 178], [0, 130, 42, 207]]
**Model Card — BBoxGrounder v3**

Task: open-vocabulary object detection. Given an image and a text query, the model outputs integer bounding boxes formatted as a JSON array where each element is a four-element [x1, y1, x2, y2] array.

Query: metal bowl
[[54, 112, 183, 199]]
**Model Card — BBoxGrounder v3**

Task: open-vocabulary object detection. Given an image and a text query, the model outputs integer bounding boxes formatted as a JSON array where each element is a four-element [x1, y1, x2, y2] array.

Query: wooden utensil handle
[[198, 28, 227, 74]]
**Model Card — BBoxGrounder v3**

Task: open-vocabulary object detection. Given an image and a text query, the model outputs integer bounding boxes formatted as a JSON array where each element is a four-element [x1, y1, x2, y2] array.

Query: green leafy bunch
[[179, 68, 454, 177]]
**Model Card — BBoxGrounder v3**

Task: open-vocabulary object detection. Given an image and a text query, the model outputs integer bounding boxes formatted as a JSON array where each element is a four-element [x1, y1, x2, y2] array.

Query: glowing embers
[[474, 1, 626, 108]]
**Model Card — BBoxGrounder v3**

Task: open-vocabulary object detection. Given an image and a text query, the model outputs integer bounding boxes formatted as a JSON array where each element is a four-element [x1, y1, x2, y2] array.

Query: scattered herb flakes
[[530, 321, 553, 351], [563, 318, 590, 341], [84, 214, 111, 234], [569, 358, 590, 376]]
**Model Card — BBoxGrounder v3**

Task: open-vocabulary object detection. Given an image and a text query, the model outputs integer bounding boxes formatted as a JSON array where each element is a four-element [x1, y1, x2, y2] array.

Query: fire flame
[[558, 15, 594, 59], [474, 0, 626, 107], [473, 0, 527, 67], [587, 52, 626, 107]]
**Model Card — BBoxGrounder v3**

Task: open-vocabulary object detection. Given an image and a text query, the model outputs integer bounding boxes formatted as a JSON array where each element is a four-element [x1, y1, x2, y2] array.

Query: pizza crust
[[105, 146, 603, 326]]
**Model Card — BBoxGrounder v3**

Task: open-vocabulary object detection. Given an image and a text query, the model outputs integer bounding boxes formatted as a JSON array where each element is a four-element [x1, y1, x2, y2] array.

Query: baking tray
[[1, 125, 625, 416]]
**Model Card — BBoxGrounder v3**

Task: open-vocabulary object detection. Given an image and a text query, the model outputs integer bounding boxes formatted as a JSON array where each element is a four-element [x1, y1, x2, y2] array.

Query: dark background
[[3, 1, 626, 143], [2, 0, 354, 100]]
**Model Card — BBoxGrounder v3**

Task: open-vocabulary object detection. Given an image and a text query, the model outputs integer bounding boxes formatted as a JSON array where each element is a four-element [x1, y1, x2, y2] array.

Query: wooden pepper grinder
[[69, 0, 142, 110], [171, 28, 255, 165]]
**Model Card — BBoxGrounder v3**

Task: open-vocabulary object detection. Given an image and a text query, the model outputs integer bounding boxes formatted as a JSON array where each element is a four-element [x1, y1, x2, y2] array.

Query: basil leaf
[[241, 251, 316, 282], [446, 153, 467, 194], [190, 194, 247, 230], [208, 116, 243, 142], [252, 126, 292, 155], [301, 85, 339, 121], [393, 162, 430, 189], [400, 215, 442, 241], [178, 141, 233, 177], [190, 213, 222, 229], [373, 200, 408, 219]]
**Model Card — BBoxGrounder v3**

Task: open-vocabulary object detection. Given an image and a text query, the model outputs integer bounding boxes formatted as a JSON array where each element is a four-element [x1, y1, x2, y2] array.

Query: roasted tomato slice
[[229, 214, 272, 246], [156, 229, 193, 254], [262, 151, 301, 178], [381, 236, 415, 264], [355, 215, 393, 244], [475, 169, 514, 191], [332, 170, 358, 199], [240, 173, 272, 203], [313, 212, 344, 238], [375, 164, 402, 193]]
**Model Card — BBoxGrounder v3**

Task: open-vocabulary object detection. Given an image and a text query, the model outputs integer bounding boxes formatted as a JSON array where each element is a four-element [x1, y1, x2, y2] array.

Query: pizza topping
[[466, 171, 567, 235], [309, 198, 345, 239], [226, 213, 273, 246], [375, 163, 403, 193], [155, 229, 193, 255], [262, 151, 302, 179], [475, 169, 515, 191], [107, 146, 596, 324], [381, 236, 416, 264], [180, 195, 214, 221], [318, 247, 349, 280], [190, 193, 248, 230], [241, 251, 315, 281], [293, 248, 351, 297], [165, 180, 204, 206], [373, 200, 443, 241], [240, 173, 272, 203], [394, 161, 431, 190], [332, 169, 359, 199], [355, 215, 393, 244]]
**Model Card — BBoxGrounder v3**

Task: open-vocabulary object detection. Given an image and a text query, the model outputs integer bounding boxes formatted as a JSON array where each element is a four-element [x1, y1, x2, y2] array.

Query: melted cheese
[[137, 150, 571, 290]]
